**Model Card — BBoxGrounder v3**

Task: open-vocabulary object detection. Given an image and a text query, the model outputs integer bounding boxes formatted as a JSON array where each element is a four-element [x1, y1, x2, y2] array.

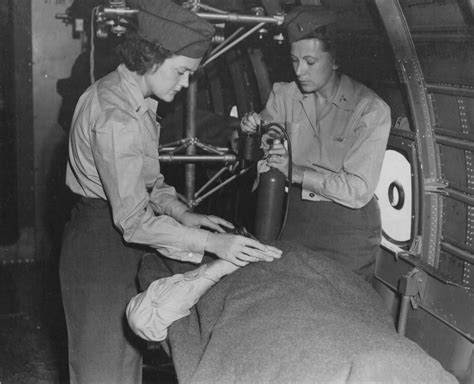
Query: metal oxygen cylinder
[[254, 138, 286, 241]]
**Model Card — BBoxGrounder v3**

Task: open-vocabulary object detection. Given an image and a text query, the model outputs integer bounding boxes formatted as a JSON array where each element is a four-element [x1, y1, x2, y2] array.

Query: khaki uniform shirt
[[66, 64, 208, 262], [261, 74, 391, 208]]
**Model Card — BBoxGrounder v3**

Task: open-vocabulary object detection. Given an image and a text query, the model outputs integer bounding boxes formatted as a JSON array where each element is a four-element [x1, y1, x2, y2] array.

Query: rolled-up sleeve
[[302, 98, 391, 208], [91, 108, 208, 262], [126, 265, 219, 341]]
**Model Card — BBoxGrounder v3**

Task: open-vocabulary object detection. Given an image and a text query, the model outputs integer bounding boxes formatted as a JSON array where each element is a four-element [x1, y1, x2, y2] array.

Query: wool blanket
[[139, 241, 458, 384]]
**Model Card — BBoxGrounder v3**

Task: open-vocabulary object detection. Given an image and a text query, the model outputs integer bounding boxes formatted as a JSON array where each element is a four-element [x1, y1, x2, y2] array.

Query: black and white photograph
[[0, 0, 472, 383]]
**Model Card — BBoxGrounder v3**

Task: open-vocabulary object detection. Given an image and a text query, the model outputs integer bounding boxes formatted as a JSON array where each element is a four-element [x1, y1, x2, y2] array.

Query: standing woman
[[60, 1, 282, 383], [241, 6, 391, 280]]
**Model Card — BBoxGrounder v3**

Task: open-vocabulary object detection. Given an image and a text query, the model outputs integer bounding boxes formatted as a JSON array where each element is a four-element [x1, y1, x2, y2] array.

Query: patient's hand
[[205, 259, 240, 280], [205, 233, 282, 266]]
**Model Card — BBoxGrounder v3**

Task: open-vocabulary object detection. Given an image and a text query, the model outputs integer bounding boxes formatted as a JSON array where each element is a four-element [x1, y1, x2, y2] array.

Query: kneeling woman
[[60, 1, 281, 383]]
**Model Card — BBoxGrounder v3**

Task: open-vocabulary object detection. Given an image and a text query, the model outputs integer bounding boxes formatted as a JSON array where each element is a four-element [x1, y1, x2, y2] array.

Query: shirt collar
[[332, 74, 355, 111], [117, 64, 158, 117], [291, 74, 355, 112]]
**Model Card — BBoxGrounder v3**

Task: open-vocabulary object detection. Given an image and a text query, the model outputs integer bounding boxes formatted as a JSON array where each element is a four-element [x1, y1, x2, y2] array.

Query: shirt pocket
[[318, 134, 353, 172]]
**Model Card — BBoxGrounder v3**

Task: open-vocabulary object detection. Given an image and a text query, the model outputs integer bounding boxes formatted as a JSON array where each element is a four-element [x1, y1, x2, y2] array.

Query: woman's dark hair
[[298, 24, 338, 62], [118, 32, 174, 75]]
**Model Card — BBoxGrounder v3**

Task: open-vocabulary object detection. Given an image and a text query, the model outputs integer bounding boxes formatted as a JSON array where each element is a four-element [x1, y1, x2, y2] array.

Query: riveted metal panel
[[423, 278, 474, 341], [433, 93, 468, 134], [417, 42, 474, 86], [439, 145, 469, 191], [463, 261, 473, 288], [438, 250, 465, 283], [431, 86, 474, 293], [458, 97, 474, 135], [463, 94, 474, 124], [376, 260, 474, 381], [400, 0, 466, 27], [405, 304, 474, 382], [443, 198, 468, 246], [376, 250, 474, 342]]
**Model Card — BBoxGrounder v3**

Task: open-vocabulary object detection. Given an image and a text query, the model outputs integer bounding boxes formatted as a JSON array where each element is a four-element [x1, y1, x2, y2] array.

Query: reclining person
[[127, 242, 458, 384]]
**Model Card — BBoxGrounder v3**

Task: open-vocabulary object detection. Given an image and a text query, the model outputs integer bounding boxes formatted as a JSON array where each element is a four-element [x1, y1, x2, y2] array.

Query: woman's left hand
[[179, 212, 234, 233], [266, 142, 304, 184], [266, 141, 289, 178]]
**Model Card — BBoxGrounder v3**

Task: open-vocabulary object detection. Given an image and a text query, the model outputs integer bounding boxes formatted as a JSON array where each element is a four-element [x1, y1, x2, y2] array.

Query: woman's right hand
[[240, 112, 262, 133], [205, 232, 282, 267]]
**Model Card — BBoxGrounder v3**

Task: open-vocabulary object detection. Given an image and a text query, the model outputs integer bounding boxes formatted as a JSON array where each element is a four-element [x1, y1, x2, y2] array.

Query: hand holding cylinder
[[266, 140, 289, 178]]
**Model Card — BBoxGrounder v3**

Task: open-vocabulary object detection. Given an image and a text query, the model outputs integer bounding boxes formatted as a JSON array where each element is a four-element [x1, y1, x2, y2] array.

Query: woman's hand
[[266, 141, 304, 184], [266, 141, 289, 178], [205, 233, 282, 267], [240, 112, 262, 133], [179, 212, 234, 233]]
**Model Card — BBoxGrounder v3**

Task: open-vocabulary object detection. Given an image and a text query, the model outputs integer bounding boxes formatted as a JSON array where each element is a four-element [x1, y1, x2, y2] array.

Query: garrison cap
[[137, 0, 215, 58], [285, 5, 336, 44]]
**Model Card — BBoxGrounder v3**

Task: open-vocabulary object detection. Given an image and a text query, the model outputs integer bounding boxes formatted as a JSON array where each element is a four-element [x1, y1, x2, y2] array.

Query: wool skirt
[[60, 197, 143, 384], [281, 187, 382, 280]]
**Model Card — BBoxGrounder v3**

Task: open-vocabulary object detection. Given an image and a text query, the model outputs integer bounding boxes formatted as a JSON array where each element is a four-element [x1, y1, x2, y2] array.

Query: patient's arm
[[126, 260, 239, 342]]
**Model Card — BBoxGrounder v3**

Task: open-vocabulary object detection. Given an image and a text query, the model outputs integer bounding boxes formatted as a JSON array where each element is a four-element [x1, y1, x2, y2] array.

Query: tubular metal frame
[[159, 2, 283, 208]]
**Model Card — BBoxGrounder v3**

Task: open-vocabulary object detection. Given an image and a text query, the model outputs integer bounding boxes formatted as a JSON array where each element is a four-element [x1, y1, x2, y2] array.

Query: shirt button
[[309, 193, 315, 197]]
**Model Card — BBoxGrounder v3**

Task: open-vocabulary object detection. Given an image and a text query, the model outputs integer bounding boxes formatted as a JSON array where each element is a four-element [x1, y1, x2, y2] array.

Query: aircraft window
[[376, 149, 413, 244]]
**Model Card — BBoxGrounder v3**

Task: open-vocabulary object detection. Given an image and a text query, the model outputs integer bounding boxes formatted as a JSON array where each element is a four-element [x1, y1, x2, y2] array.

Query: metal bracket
[[396, 235, 423, 260], [425, 177, 448, 195], [393, 116, 410, 131], [398, 268, 428, 309]]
